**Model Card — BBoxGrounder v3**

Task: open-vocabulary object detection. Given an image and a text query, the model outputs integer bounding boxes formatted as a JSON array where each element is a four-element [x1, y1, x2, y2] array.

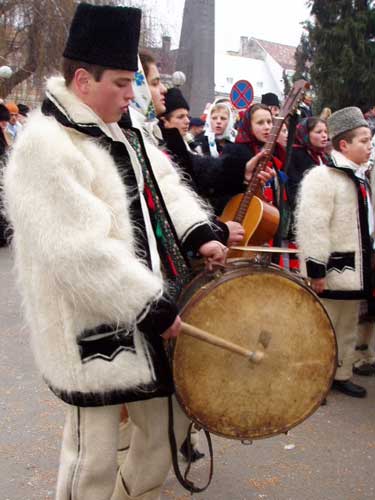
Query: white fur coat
[[3, 76, 212, 405], [296, 150, 372, 299]]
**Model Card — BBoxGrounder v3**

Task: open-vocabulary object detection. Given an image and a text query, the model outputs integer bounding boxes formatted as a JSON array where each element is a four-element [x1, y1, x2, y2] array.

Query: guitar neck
[[234, 116, 285, 223]]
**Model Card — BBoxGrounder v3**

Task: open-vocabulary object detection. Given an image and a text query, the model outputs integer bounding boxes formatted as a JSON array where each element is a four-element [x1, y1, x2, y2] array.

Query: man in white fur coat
[[296, 106, 373, 400], [3, 4, 230, 500]]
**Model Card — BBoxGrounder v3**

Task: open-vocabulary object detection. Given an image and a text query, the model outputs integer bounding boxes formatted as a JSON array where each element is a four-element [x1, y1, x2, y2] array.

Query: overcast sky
[[150, 0, 312, 50]]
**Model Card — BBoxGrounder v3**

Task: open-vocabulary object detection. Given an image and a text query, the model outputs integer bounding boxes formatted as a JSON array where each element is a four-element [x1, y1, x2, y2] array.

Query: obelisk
[[176, 0, 215, 116]]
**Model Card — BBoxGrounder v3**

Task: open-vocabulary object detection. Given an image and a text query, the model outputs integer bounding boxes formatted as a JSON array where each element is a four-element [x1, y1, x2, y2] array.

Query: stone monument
[[176, 0, 215, 116]]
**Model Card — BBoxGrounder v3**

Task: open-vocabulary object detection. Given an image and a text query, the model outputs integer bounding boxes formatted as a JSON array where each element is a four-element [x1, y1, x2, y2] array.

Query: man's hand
[[225, 221, 245, 246], [199, 240, 228, 271], [161, 315, 182, 340], [310, 278, 325, 294], [245, 151, 275, 185]]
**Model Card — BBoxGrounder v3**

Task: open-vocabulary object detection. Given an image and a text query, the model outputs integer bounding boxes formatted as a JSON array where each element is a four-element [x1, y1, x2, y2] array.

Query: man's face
[[270, 105, 280, 117], [9, 113, 18, 125], [163, 108, 190, 136], [146, 63, 166, 116], [84, 69, 135, 123], [341, 127, 372, 165]]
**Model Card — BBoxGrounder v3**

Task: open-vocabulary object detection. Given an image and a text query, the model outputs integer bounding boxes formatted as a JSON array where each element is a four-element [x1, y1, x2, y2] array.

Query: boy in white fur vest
[[3, 4, 232, 500], [296, 107, 372, 399]]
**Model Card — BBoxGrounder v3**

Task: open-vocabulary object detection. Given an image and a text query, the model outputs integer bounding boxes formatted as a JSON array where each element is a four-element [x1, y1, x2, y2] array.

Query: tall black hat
[[63, 3, 141, 71], [261, 92, 280, 108], [164, 88, 190, 115]]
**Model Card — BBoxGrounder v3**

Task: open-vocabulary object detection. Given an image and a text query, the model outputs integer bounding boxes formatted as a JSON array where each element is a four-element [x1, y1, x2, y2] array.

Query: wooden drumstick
[[181, 322, 264, 364]]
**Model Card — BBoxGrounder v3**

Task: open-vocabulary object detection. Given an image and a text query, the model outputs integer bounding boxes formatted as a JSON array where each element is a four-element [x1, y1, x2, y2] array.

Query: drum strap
[[168, 395, 214, 493]]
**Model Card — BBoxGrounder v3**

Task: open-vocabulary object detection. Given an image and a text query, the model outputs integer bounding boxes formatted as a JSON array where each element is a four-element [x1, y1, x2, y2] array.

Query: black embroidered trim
[[77, 325, 136, 364], [306, 257, 326, 278], [319, 290, 366, 300], [46, 380, 175, 407], [327, 252, 355, 273], [42, 95, 103, 138], [181, 222, 218, 253]]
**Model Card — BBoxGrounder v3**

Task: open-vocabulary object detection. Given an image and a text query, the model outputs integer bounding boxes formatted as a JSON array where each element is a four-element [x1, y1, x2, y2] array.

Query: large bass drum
[[173, 260, 337, 440]]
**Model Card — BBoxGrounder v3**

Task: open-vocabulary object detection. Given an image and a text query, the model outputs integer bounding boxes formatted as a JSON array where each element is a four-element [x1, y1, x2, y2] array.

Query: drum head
[[174, 265, 336, 440]]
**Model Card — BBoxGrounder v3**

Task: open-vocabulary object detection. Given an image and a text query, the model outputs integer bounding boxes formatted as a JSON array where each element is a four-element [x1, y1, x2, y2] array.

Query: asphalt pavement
[[1, 246, 375, 500]]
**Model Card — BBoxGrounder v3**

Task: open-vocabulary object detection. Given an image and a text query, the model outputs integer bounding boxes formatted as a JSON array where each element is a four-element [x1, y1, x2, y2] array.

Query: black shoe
[[179, 438, 205, 462], [332, 379, 367, 398], [353, 363, 375, 376]]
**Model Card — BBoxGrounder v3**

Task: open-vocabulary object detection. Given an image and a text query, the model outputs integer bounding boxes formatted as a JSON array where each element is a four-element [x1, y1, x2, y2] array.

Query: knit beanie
[[261, 92, 280, 108], [164, 88, 190, 115], [189, 117, 205, 127], [328, 106, 369, 140], [63, 3, 141, 72], [0, 104, 10, 122], [5, 102, 18, 114]]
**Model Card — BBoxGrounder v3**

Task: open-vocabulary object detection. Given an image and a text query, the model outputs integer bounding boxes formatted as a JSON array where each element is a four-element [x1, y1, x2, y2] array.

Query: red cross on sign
[[230, 80, 254, 109]]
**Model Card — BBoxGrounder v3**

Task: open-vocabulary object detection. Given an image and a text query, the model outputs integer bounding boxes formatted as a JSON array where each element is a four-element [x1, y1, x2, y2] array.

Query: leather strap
[[168, 395, 214, 493]]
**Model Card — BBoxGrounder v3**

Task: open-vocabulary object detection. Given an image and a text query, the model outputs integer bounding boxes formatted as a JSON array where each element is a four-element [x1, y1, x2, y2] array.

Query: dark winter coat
[[194, 133, 232, 157], [160, 125, 246, 222]]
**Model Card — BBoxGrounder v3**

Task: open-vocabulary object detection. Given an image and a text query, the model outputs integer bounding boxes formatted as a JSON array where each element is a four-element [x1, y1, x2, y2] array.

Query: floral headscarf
[[293, 117, 330, 165], [129, 57, 157, 122]]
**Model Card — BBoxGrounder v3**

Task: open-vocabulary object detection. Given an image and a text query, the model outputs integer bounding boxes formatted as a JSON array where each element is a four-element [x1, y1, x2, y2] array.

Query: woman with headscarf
[[195, 100, 236, 157], [222, 103, 288, 246], [286, 116, 330, 224]]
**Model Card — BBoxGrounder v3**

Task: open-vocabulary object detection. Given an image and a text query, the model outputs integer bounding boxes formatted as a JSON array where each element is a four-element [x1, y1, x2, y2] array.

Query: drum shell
[[173, 260, 337, 440]]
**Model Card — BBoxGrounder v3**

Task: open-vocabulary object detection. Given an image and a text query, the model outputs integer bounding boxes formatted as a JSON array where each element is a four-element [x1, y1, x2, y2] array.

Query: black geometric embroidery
[[327, 252, 355, 273]]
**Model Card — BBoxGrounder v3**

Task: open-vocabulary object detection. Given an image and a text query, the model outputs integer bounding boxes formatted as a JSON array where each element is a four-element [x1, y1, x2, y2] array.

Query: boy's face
[[340, 127, 372, 165], [84, 69, 135, 123], [146, 63, 166, 116]]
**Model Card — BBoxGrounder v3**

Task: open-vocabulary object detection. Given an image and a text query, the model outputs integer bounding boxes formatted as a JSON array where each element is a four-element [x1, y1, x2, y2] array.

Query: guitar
[[221, 80, 310, 254]]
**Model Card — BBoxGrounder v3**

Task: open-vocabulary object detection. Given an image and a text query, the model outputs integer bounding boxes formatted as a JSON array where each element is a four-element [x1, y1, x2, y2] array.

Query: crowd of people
[[0, 101, 29, 246], [1, 3, 375, 499]]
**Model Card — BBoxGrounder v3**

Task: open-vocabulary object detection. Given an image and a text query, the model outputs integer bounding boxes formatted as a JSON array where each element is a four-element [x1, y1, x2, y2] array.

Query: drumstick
[[181, 322, 264, 364]]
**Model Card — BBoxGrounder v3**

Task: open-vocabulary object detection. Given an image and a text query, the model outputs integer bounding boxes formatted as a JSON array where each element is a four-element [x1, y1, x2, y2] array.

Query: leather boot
[[332, 379, 367, 398]]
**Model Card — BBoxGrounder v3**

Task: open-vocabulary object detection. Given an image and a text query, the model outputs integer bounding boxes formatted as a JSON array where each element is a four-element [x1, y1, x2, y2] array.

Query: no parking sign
[[230, 80, 254, 109]]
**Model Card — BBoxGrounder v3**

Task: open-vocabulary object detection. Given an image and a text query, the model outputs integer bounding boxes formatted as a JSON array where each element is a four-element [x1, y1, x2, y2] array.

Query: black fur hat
[[261, 92, 280, 108], [0, 104, 10, 122], [63, 3, 141, 71], [164, 88, 190, 115], [17, 103, 30, 117]]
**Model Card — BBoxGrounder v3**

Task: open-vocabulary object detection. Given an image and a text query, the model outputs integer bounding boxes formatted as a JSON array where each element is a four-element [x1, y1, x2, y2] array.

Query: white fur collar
[[331, 150, 362, 171], [46, 75, 108, 128]]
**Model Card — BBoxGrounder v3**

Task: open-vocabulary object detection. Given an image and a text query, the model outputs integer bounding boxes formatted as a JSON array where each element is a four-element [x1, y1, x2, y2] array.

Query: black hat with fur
[[63, 3, 141, 71], [261, 92, 280, 108], [164, 88, 190, 115]]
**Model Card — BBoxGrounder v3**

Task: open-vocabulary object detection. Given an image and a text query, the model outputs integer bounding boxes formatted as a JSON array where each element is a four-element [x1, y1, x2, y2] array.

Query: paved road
[[1, 246, 375, 500]]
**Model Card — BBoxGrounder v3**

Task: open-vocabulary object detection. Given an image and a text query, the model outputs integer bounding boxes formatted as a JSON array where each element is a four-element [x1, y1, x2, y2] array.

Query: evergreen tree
[[282, 70, 292, 97], [294, 31, 313, 81], [305, 0, 375, 111]]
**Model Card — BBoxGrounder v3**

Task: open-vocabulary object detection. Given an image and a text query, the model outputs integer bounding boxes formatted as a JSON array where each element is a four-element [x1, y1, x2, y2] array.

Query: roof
[[253, 38, 297, 70], [215, 52, 283, 99]]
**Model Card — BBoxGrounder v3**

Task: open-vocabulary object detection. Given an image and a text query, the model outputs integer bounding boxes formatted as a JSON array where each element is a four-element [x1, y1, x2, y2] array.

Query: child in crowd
[[296, 107, 372, 398]]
